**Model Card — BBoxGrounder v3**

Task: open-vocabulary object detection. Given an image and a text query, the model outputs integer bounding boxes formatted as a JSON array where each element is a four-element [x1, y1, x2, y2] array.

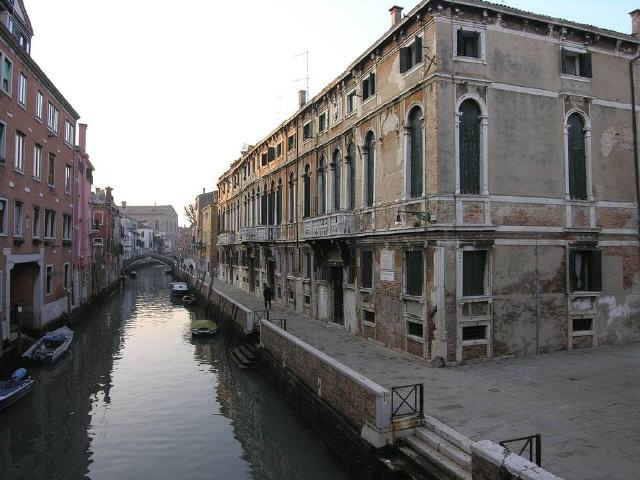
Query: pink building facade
[[73, 123, 93, 305]]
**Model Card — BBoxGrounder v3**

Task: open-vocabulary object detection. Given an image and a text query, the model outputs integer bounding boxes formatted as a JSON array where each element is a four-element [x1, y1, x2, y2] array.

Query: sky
[[25, 0, 638, 226]]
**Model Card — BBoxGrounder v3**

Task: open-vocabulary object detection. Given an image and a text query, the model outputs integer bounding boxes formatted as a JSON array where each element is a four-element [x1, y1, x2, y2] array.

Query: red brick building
[[1, 0, 80, 342], [90, 187, 122, 295]]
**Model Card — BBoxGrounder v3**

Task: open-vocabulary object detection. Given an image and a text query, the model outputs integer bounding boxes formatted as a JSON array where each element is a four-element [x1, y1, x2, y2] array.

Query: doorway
[[331, 266, 344, 325], [248, 256, 255, 292], [267, 260, 276, 289]]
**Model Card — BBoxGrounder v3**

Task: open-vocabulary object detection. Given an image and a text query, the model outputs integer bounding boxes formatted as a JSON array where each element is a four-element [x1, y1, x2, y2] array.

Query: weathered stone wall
[[472, 440, 565, 480]]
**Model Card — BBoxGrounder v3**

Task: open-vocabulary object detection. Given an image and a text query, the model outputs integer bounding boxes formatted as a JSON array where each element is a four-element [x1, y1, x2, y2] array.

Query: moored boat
[[22, 326, 74, 364], [170, 281, 188, 296], [191, 319, 218, 336], [182, 295, 197, 306], [0, 368, 34, 411]]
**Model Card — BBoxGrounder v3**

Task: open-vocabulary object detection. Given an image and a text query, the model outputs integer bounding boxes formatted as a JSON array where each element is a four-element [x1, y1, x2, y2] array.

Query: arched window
[[288, 172, 295, 222], [303, 164, 311, 218], [347, 142, 356, 209], [276, 179, 283, 225], [318, 156, 326, 215], [568, 113, 587, 200], [333, 149, 342, 211], [459, 100, 481, 195], [408, 106, 424, 197], [364, 131, 375, 207]]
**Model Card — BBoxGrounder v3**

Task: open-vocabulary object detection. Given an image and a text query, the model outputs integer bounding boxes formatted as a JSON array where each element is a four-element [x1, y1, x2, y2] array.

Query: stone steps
[[400, 436, 472, 480], [231, 344, 257, 369]]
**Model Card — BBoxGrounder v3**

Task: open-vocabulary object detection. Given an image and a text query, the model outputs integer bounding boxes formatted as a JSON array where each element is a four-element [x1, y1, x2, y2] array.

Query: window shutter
[[561, 48, 570, 75], [414, 36, 423, 64], [400, 47, 408, 73], [580, 53, 592, 78], [589, 250, 602, 291], [474, 32, 481, 58], [370, 73, 376, 95], [569, 250, 576, 291], [457, 30, 464, 56], [362, 77, 369, 100]]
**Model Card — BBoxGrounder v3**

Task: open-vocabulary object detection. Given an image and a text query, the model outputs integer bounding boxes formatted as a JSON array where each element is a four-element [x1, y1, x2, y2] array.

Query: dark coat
[[263, 286, 273, 300]]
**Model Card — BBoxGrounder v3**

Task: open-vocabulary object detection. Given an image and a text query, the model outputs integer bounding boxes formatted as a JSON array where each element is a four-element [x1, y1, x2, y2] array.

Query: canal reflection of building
[[0, 282, 136, 479]]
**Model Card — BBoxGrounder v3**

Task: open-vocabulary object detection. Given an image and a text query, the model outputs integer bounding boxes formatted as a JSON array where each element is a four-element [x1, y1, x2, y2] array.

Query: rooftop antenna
[[294, 50, 310, 99]]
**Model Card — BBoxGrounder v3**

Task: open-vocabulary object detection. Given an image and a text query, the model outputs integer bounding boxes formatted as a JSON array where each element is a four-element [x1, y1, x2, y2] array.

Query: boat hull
[[23, 327, 74, 365], [0, 379, 34, 411]]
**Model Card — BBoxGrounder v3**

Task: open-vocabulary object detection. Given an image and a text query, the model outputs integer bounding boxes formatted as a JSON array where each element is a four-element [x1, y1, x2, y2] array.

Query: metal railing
[[269, 318, 287, 331], [391, 383, 424, 420], [499, 434, 542, 467], [253, 309, 270, 332]]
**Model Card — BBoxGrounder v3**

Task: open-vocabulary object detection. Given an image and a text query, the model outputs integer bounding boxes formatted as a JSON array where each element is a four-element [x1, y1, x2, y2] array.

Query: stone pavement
[[212, 280, 640, 480]]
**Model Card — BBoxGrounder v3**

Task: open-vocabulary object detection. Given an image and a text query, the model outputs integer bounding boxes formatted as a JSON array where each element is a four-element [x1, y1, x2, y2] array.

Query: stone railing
[[217, 232, 236, 246], [238, 227, 255, 243], [303, 211, 356, 239], [254, 225, 279, 241]]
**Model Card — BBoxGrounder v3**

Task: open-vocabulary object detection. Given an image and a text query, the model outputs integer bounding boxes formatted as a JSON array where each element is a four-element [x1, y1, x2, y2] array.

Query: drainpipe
[[630, 53, 640, 245]]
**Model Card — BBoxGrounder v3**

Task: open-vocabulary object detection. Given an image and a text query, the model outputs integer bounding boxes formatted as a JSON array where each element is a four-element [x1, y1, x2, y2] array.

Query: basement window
[[572, 318, 593, 332], [363, 310, 375, 325], [462, 325, 486, 341], [361, 250, 373, 289], [406, 320, 424, 339], [399, 36, 422, 73], [561, 48, 592, 78], [570, 250, 601, 292], [362, 72, 376, 101]]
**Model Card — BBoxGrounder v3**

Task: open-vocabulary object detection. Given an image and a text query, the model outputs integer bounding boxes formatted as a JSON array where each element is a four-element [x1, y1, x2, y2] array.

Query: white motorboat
[[22, 326, 74, 364], [170, 282, 188, 296]]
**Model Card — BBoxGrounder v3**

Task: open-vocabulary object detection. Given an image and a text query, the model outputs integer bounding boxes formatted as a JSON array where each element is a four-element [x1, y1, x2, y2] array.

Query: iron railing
[[253, 309, 270, 332], [391, 383, 424, 420], [499, 434, 542, 467], [269, 318, 287, 331]]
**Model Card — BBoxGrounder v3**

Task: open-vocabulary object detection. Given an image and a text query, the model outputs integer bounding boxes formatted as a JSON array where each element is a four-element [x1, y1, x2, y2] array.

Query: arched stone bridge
[[122, 253, 176, 273]]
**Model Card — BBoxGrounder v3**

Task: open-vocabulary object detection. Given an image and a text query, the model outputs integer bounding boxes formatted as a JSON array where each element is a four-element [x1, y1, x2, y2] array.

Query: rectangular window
[[400, 36, 423, 73], [463, 250, 487, 297], [362, 72, 376, 101], [318, 112, 327, 132], [48, 153, 55, 186], [405, 251, 423, 296], [47, 102, 59, 133], [287, 134, 296, 151], [303, 252, 311, 279], [14, 132, 24, 172], [64, 120, 74, 145], [33, 144, 41, 179], [346, 91, 357, 114], [570, 250, 602, 292], [561, 49, 592, 78], [407, 320, 424, 338], [2, 57, 12, 93], [303, 122, 312, 140], [13, 201, 22, 237], [32, 206, 40, 238], [572, 318, 593, 332], [462, 325, 487, 341], [364, 310, 375, 325], [457, 30, 480, 58], [0, 198, 6, 235], [45, 209, 56, 239], [268, 146, 276, 162], [65, 165, 72, 193], [46, 265, 54, 295], [361, 250, 373, 289], [63, 214, 72, 240], [35, 91, 43, 120], [0, 122, 5, 163], [63, 263, 70, 289], [18, 72, 26, 106]]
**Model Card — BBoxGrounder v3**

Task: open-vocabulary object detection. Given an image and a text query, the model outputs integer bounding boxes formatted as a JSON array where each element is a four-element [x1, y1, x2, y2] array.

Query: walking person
[[263, 283, 273, 310]]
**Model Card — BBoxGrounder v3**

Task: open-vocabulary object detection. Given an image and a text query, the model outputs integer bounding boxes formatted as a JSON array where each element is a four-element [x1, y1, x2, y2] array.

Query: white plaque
[[380, 250, 394, 282]]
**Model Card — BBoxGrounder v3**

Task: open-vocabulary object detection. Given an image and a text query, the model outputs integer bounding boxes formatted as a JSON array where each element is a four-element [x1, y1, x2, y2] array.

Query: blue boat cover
[[12, 368, 28, 381]]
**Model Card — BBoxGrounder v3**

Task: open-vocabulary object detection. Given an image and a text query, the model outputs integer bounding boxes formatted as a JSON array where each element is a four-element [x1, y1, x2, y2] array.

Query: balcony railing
[[239, 227, 255, 243], [217, 232, 236, 246], [254, 225, 279, 241], [302, 211, 356, 239]]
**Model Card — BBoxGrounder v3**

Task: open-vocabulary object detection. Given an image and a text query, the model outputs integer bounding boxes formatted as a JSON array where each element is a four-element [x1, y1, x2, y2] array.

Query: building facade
[[120, 214, 139, 260], [1, 0, 81, 341], [194, 190, 218, 278], [120, 205, 178, 253], [216, 1, 640, 363], [73, 123, 93, 306], [90, 187, 122, 294]]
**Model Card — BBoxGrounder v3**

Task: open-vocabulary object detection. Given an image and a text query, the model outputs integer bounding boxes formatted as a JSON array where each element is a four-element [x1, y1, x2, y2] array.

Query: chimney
[[79, 123, 88, 153], [298, 89, 307, 109], [203, 188, 205, 194], [121, 201, 127, 208], [105, 187, 113, 205], [631, 9, 640, 37], [390, 5, 403, 27]]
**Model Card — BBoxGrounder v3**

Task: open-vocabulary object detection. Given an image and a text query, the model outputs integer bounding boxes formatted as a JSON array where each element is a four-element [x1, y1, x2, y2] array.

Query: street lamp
[[396, 209, 434, 224]]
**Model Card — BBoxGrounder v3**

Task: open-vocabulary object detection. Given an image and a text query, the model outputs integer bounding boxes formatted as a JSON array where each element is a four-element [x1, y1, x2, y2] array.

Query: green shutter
[[414, 36, 422, 64], [362, 77, 369, 100], [409, 108, 423, 197], [406, 251, 423, 295], [463, 251, 486, 296], [370, 73, 376, 95], [361, 250, 373, 288], [459, 100, 481, 194], [400, 47, 409, 73], [568, 114, 587, 200], [580, 53, 592, 78], [589, 250, 602, 291], [457, 30, 463, 56], [569, 250, 576, 291]]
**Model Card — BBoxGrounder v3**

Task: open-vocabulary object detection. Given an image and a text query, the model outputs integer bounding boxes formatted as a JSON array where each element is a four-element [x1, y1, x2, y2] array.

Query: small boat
[[0, 368, 35, 411], [128, 270, 137, 278], [191, 319, 218, 336], [22, 326, 74, 364], [170, 281, 188, 296], [182, 295, 197, 306]]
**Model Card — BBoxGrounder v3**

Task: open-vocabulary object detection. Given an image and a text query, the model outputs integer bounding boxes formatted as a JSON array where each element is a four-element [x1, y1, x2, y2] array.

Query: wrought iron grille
[[391, 384, 424, 420], [499, 434, 542, 467], [269, 318, 287, 331]]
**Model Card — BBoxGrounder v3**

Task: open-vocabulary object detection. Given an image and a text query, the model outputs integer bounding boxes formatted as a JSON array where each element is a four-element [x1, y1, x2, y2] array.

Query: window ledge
[[569, 291, 601, 297], [402, 294, 424, 303], [360, 287, 373, 293], [401, 62, 423, 78], [462, 339, 488, 347], [453, 55, 485, 65], [459, 295, 492, 303], [571, 330, 594, 337], [14, 169, 24, 175], [362, 321, 376, 328], [561, 74, 590, 83], [362, 95, 377, 107], [345, 111, 356, 119], [406, 334, 425, 343]]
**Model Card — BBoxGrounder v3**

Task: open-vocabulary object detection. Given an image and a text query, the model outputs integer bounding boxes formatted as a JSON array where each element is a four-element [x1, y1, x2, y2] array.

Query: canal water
[[0, 265, 350, 480]]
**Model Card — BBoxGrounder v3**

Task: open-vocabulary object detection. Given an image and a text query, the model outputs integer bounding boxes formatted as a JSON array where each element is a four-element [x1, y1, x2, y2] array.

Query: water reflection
[[0, 266, 348, 480]]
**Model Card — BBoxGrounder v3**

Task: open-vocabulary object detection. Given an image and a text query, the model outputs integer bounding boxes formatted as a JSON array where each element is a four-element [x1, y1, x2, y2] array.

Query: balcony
[[238, 227, 255, 243], [218, 232, 236, 246], [303, 211, 356, 239], [254, 225, 279, 242]]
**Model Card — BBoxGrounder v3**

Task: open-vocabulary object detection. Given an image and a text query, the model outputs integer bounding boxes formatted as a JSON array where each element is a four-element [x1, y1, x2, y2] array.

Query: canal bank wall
[[181, 272, 565, 480]]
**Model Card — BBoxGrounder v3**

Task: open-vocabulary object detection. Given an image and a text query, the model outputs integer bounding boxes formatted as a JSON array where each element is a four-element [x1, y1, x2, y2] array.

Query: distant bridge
[[122, 253, 176, 273]]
